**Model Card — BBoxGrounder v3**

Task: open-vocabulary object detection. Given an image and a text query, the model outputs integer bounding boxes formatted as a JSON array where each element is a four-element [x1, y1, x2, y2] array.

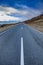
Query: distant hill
[[24, 14, 43, 24], [24, 14, 43, 32], [0, 14, 43, 32]]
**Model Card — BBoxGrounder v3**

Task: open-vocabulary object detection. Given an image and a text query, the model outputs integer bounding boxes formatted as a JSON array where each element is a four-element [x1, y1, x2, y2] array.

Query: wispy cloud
[[35, 2, 43, 13], [15, 4, 41, 20], [0, 4, 42, 23], [0, 6, 22, 22]]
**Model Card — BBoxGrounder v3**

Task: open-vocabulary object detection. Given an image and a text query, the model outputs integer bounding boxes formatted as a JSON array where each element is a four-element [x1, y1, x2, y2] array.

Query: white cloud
[[0, 6, 19, 14], [15, 4, 41, 20], [0, 15, 21, 21], [0, 6, 22, 22], [0, 6, 27, 15], [0, 5, 42, 23]]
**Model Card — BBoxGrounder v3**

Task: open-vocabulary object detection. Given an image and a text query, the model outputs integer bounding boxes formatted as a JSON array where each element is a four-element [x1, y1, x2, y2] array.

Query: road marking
[[21, 27, 23, 29], [20, 37, 24, 65]]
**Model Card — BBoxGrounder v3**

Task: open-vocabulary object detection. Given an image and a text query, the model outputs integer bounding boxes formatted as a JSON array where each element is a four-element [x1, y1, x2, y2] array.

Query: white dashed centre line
[[20, 37, 24, 65], [21, 27, 23, 29]]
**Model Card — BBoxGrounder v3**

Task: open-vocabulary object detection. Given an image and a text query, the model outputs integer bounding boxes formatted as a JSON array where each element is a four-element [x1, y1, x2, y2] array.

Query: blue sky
[[0, 0, 43, 24]]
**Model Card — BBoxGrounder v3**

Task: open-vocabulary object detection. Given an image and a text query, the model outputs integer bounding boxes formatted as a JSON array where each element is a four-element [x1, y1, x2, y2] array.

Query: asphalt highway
[[0, 23, 43, 65]]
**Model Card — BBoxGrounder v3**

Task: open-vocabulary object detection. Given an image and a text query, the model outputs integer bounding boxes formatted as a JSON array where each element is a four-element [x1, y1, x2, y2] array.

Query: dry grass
[[24, 14, 43, 32], [0, 24, 16, 32]]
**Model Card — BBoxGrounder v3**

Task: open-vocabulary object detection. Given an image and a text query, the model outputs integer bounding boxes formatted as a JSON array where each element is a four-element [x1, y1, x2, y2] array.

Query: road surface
[[0, 23, 43, 65]]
